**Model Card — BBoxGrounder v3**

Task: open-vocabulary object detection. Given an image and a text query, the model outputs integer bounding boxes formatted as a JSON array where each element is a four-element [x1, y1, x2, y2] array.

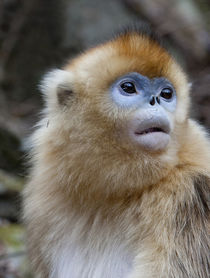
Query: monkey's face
[[110, 72, 176, 152]]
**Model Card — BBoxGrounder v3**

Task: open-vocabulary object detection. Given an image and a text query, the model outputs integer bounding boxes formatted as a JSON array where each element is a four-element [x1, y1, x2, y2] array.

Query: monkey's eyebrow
[[152, 77, 175, 89], [114, 72, 150, 87], [119, 72, 150, 81]]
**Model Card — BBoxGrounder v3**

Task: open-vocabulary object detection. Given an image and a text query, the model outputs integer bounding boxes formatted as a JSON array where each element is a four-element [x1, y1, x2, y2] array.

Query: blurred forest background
[[0, 0, 210, 277]]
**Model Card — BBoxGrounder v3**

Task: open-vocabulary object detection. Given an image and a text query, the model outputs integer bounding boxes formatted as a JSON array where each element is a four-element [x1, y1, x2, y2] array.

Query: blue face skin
[[110, 72, 177, 151], [111, 72, 176, 113]]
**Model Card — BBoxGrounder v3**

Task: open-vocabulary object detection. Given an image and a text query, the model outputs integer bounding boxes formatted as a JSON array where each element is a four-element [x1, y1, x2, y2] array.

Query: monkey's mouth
[[135, 127, 166, 135], [130, 119, 171, 151]]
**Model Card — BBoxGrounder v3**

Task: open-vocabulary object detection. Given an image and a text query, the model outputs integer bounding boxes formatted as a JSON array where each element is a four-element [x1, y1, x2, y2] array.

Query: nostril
[[156, 96, 160, 104], [150, 96, 155, 106]]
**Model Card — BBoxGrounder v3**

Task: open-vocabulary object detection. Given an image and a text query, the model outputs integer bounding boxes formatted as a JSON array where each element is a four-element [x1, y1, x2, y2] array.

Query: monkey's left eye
[[160, 88, 173, 100], [120, 82, 137, 94]]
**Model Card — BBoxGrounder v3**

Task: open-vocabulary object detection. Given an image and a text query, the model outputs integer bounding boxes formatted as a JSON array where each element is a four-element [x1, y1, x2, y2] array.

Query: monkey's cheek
[[132, 132, 170, 151]]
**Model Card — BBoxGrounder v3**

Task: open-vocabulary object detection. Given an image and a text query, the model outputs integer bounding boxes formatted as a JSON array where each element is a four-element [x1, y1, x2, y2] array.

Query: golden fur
[[23, 29, 210, 278]]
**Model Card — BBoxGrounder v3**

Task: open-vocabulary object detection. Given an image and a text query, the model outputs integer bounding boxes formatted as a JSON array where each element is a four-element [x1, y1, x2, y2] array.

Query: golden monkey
[[23, 25, 210, 278]]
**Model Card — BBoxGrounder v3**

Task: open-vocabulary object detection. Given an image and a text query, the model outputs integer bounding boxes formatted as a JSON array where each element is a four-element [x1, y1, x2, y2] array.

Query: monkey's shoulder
[[177, 119, 210, 172], [169, 171, 210, 277], [192, 173, 210, 212]]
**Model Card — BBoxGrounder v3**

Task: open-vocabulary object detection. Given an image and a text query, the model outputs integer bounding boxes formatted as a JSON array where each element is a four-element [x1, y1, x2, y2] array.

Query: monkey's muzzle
[[129, 113, 171, 152]]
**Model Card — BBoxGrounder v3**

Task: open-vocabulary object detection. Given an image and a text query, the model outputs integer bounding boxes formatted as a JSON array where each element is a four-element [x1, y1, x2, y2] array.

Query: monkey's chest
[[51, 241, 133, 278]]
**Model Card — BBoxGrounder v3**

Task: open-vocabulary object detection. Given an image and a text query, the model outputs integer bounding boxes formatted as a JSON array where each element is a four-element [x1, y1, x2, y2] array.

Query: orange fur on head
[[66, 29, 190, 123], [23, 26, 210, 278]]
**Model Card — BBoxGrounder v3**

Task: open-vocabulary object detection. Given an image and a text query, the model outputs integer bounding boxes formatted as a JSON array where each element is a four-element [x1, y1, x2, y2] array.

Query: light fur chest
[[50, 238, 133, 278]]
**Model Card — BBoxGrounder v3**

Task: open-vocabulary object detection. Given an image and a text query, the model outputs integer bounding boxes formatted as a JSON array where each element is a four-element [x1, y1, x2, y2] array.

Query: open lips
[[135, 127, 165, 135], [130, 117, 171, 151]]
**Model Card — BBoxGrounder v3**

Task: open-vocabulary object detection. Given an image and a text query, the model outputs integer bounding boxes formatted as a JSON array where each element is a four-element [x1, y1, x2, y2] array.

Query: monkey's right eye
[[120, 82, 137, 94]]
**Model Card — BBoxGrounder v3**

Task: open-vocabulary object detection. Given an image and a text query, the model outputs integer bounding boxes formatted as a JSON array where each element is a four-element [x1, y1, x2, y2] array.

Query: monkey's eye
[[120, 82, 136, 94], [160, 88, 173, 100]]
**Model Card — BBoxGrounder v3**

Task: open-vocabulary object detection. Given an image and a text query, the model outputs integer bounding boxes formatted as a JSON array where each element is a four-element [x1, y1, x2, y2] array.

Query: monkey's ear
[[57, 86, 73, 105], [40, 69, 74, 107]]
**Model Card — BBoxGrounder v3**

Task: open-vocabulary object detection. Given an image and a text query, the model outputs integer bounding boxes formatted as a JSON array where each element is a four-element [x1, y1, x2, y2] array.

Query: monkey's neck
[[38, 134, 182, 203], [54, 141, 178, 202]]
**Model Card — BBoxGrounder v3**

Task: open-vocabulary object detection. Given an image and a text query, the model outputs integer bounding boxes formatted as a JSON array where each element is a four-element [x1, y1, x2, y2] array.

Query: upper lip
[[134, 118, 170, 135]]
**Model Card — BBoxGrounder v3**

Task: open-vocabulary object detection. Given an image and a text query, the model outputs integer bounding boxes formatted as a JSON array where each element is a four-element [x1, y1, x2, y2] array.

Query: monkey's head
[[40, 26, 190, 188]]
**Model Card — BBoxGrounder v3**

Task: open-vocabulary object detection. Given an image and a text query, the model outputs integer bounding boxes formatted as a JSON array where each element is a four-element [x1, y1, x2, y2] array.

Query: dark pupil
[[160, 88, 173, 99], [121, 82, 136, 94]]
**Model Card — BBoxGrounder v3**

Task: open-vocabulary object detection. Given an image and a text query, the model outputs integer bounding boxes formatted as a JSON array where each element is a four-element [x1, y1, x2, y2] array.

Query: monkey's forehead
[[64, 32, 187, 93]]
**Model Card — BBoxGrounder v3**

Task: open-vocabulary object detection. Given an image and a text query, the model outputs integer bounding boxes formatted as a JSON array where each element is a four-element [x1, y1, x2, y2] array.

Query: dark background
[[0, 0, 210, 277]]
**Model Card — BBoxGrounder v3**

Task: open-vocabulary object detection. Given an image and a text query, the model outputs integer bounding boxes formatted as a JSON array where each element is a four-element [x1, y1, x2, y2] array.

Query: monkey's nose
[[149, 96, 160, 106]]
